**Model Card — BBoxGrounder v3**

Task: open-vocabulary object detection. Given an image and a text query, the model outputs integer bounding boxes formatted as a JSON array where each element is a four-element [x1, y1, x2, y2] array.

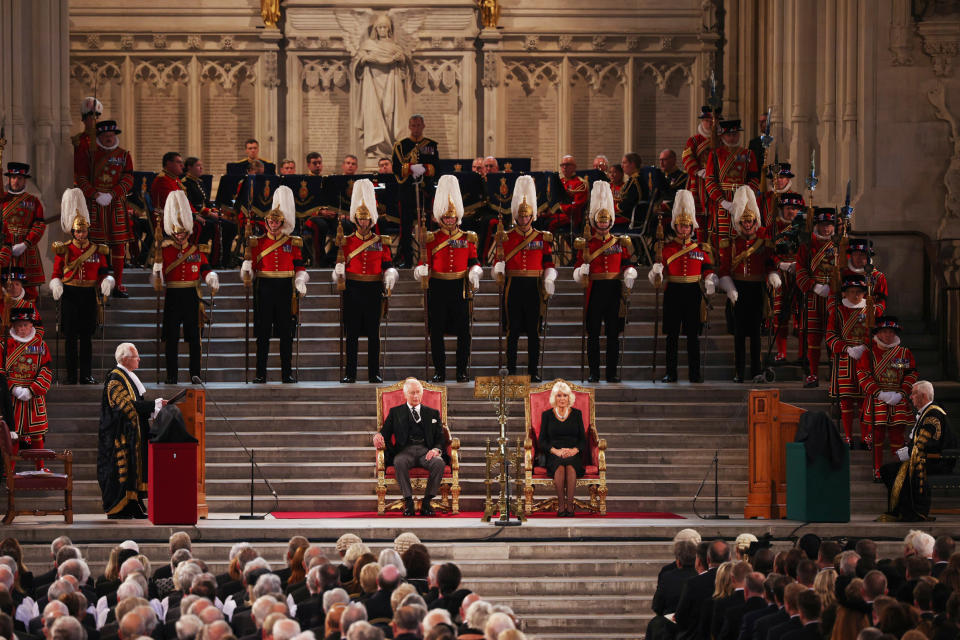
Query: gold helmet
[[267, 185, 296, 234], [510, 175, 538, 222], [60, 188, 91, 234], [349, 179, 378, 227], [432, 174, 464, 225], [588, 180, 615, 228], [732, 185, 761, 234], [163, 190, 193, 236], [670, 189, 698, 232]]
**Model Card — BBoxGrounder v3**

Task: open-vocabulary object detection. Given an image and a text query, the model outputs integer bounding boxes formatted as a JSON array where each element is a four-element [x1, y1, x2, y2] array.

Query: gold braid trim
[[889, 461, 909, 512], [107, 379, 139, 426]]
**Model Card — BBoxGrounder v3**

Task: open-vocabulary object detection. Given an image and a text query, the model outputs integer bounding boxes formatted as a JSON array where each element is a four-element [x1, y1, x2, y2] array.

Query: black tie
[[411, 407, 420, 423]]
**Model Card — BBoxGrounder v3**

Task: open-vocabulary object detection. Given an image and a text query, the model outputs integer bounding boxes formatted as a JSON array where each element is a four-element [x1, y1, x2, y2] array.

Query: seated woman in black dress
[[538, 380, 588, 516]]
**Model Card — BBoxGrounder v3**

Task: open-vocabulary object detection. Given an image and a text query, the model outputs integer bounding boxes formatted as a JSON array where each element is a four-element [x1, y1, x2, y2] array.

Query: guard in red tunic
[[551, 155, 589, 233], [648, 189, 718, 383], [717, 186, 779, 382], [2, 307, 52, 470], [492, 175, 557, 382], [703, 119, 760, 269], [149, 152, 206, 254], [71, 96, 102, 162], [241, 186, 309, 384], [843, 239, 889, 317], [152, 191, 219, 385], [855, 316, 919, 479], [795, 207, 839, 387], [573, 181, 638, 383], [771, 192, 805, 363], [826, 274, 871, 447], [414, 175, 483, 383], [73, 120, 134, 297], [681, 106, 716, 227], [333, 179, 398, 384], [50, 189, 114, 385], [2, 163, 47, 299], [757, 162, 794, 229], [1, 267, 41, 330]]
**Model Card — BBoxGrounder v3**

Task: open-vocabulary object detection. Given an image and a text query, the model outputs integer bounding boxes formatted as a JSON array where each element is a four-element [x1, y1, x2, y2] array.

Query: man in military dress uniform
[[855, 316, 919, 480], [703, 119, 760, 270], [152, 191, 220, 385], [771, 192, 805, 363], [796, 207, 840, 387], [241, 186, 309, 384], [414, 175, 483, 383], [648, 189, 718, 383], [825, 274, 871, 446], [656, 149, 688, 208], [717, 186, 779, 383], [843, 239, 888, 317], [573, 181, 638, 383], [184, 157, 238, 269], [73, 120, 134, 297], [71, 96, 102, 161], [552, 155, 589, 233], [50, 189, 115, 385], [492, 175, 557, 382], [619, 153, 649, 232], [333, 179, 399, 384], [681, 106, 716, 227], [1, 163, 47, 299], [1, 267, 41, 330], [757, 163, 794, 229], [878, 381, 956, 522], [1, 308, 52, 470], [392, 114, 439, 268]]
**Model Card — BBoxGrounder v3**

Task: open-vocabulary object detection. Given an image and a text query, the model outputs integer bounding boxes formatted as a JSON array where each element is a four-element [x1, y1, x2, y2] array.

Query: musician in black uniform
[[391, 114, 439, 268], [183, 157, 237, 268]]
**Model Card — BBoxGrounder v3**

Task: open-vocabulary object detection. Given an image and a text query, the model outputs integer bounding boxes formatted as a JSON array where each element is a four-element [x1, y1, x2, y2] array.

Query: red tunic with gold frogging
[[2, 331, 52, 437], [855, 341, 918, 428], [825, 300, 869, 399], [0, 190, 47, 287]]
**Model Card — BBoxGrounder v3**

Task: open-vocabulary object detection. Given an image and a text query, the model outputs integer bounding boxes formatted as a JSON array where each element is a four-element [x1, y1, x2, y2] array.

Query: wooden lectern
[[175, 389, 208, 518], [744, 389, 806, 519]]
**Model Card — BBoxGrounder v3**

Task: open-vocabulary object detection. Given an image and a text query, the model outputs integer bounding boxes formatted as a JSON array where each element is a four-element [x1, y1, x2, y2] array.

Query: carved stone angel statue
[[338, 10, 425, 156]]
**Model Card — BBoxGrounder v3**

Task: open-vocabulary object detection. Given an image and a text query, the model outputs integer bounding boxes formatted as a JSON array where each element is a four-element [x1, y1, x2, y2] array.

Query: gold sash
[[731, 237, 764, 270], [163, 245, 197, 276], [346, 235, 380, 263], [63, 244, 99, 284], [431, 230, 464, 255], [665, 242, 698, 267], [255, 235, 289, 264], [585, 236, 618, 264], [503, 231, 539, 263]]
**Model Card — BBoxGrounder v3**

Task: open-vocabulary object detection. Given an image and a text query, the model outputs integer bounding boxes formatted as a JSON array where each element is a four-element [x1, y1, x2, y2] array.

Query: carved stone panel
[[503, 59, 560, 170], [412, 58, 461, 158], [569, 60, 627, 163], [635, 61, 693, 162], [69, 58, 123, 134], [300, 59, 351, 169], [132, 59, 189, 168], [200, 59, 257, 174]]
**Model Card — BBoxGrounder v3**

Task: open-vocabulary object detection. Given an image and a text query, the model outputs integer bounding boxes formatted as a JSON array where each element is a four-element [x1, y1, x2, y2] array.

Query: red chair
[[523, 379, 607, 514], [375, 380, 460, 514], [0, 422, 73, 524]]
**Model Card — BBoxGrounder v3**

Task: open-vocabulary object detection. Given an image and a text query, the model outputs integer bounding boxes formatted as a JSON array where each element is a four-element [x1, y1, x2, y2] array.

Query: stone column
[[478, 28, 502, 157]]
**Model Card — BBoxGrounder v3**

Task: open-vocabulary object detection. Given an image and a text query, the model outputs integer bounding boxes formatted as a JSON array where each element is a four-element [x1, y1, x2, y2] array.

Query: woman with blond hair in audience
[[357, 562, 380, 601], [815, 568, 838, 636], [345, 553, 376, 599], [712, 561, 735, 599]]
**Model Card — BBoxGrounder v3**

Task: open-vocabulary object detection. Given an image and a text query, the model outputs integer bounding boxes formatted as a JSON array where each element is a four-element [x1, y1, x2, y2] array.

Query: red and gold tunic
[[424, 229, 479, 276], [342, 232, 393, 279], [51, 240, 111, 287], [557, 176, 589, 230], [160, 240, 211, 288], [795, 235, 838, 335], [74, 144, 135, 245], [659, 233, 714, 286], [843, 267, 889, 317], [1, 330, 52, 437], [502, 228, 554, 276], [855, 341, 918, 428], [150, 171, 194, 229], [248, 233, 305, 278], [723, 229, 774, 281], [703, 146, 759, 264], [826, 300, 869, 398], [575, 233, 632, 304], [771, 217, 800, 322], [0, 190, 47, 287], [757, 191, 781, 230], [682, 132, 712, 214]]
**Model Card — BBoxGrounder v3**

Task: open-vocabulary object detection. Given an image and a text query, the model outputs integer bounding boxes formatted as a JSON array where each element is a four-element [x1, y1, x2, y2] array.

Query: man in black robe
[[97, 342, 166, 519]]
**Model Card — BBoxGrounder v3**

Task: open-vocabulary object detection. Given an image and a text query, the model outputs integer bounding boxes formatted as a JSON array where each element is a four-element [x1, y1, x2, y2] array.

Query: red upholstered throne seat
[[0, 421, 73, 524], [375, 380, 460, 514], [523, 379, 607, 514]]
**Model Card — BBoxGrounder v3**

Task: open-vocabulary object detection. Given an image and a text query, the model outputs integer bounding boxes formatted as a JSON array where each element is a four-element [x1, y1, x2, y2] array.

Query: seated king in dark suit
[[372, 377, 448, 517]]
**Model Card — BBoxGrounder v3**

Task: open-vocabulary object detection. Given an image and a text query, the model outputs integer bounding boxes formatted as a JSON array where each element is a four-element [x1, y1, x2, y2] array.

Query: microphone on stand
[[192, 376, 279, 519]]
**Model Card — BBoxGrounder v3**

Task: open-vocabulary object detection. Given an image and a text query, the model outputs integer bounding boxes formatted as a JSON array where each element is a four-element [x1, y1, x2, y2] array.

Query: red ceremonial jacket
[[248, 234, 305, 277], [342, 232, 393, 279], [658, 233, 714, 286], [160, 240, 211, 287], [51, 240, 110, 287], [423, 229, 479, 276], [0, 189, 47, 286], [74, 144, 135, 245], [2, 329, 52, 437], [502, 228, 554, 276], [855, 340, 918, 428]]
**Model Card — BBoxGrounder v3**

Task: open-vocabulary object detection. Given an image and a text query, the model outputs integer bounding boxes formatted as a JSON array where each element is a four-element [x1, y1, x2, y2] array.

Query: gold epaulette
[[466, 231, 478, 244], [574, 237, 586, 250], [51, 242, 67, 256], [541, 231, 554, 244], [618, 236, 632, 248], [199, 242, 212, 254], [426, 231, 435, 243], [290, 236, 303, 247], [97, 244, 110, 255]]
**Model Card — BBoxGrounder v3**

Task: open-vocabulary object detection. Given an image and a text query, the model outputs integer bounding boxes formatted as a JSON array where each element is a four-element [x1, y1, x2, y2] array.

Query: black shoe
[[661, 374, 678, 383], [131, 507, 148, 519], [253, 376, 267, 384], [529, 374, 542, 383], [113, 289, 130, 299], [456, 372, 470, 383], [107, 512, 133, 520], [733, 375, 744, 383], [164, 376, 177, 385], [587, 375, 600, 383], [340, 376, 356, 384], [402, 499, 416, 517], [606, 376, 621, 383], [431, 373, 445, 382], [282, 375, 297, 384], [80, 376, 97, 385], [420, 499, 436, 517], [368, 374, 383, 384]]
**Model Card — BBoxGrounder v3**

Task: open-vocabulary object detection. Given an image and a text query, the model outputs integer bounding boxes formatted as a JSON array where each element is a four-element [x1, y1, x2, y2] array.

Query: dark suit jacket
[[710, 590, 745, 640], [932, 561, 948, 579], [380, 404, 447, 466], [752, 609, 788, 640], [720, 596, 765, 640], [739, 603, 778, 640], [217, 579, 242, 602], [781, 621, 821, 640], [231, 608, 256, 637], [652, 564, 696, 615], [363, 589, 394, 623], [153, 564, 173, 581], [675, 567, 717, 640], [296, 595, 325, 630], [766, 615, 802, 640]]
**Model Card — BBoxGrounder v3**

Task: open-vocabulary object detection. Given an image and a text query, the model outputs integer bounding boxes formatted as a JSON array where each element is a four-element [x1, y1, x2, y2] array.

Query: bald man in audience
[[205, 620, 234, 640], [362, 565, 400, 623]]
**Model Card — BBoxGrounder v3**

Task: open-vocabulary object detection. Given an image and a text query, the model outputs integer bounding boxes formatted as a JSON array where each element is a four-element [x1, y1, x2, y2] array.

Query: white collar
[[848, 266, 865, 274], [917, 400, 933, 416], [407, 403, 421, 412], [841, 298, 866, 309], [97, 139, 119, 151], [813, 231, 833, 241], [8, 327, 35, 343], [117, 364, 146, 397], [697, 122, 712, 138], [874, 335, 901, 350], [5, 187, 24, 195]]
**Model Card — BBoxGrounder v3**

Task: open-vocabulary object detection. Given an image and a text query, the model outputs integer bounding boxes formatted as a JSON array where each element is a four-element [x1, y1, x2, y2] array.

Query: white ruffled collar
[[874, 335, 901, 350], [97, 139, 119, 151], [8, 327, 35, 343], [842, 298, 866, 309]]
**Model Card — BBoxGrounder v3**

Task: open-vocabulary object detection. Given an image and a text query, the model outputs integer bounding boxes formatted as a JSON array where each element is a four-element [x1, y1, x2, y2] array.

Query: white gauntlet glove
[[878, 391, 902, 406], [704, 273, 718, 296], [100, 275, 115, 297], [294, 270, 309, 297], [573, 263, 590, 285], [13, 386, 32, 402], [623, 267, 638, 290], [468, 265, 483, 291], [696, 169, 706, 179], [493, 261, 506, 279], [778, 261, 795, 273], [543, 267, 557, 297], [720, 199, 733, 211], [413, 264, 430, 280], [332, 262, 346, 283], [49, 278, 63, 301], [719, 275, 738, 304], [648, 263, 664, 287], [410, 164, 426, 179], [205, 271, 220, 295], [95, 192, 113, 207], [383, 267, 398, 292], [240, 260, 254, 283], [845, 345, 867, 361], [813, 283, 830, 298], [767, 272, 782, 289], [11, 243, 26, 257], [896, 446, 910, 462]]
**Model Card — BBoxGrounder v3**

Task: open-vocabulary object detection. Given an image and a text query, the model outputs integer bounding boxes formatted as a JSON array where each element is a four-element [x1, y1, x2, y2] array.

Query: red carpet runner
[[270, 510, 684, 519]]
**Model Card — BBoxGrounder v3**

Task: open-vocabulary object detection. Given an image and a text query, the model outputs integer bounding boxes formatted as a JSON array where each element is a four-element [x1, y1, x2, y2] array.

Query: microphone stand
[[191, 376, 279, 519], [692, 449, 729, 519]]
